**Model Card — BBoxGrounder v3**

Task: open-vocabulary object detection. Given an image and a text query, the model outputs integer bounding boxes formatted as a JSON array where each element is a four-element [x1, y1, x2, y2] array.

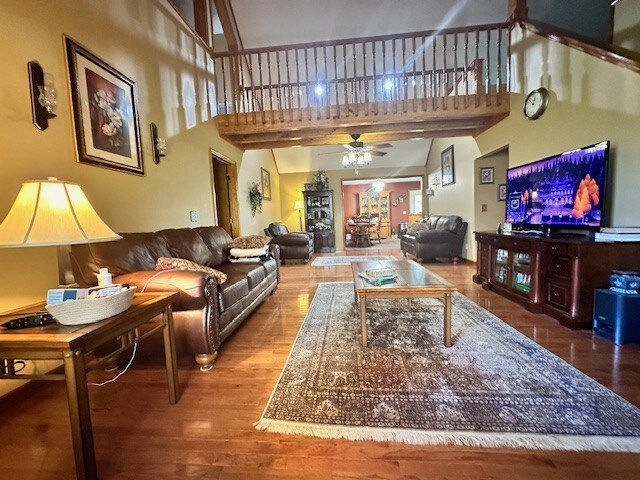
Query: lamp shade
[[0, 178, 121, 247], [294, 200, 304, 210]]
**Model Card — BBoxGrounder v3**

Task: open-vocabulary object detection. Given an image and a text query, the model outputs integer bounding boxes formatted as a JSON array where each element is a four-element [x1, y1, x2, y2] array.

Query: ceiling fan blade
[[317, 150, 346, 156], [370, 151, 387, 157], [369, 143, 393, 149]]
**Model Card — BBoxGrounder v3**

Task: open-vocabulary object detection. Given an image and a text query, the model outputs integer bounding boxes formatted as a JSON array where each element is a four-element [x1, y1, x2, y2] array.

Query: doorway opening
[[341, 175, 424, 248], [210, 150, 240, 238]]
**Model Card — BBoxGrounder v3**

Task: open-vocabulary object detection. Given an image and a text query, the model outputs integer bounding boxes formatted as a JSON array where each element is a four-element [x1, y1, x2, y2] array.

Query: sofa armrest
[[292, 231, 313, 240], [114, 270, 219, 311]]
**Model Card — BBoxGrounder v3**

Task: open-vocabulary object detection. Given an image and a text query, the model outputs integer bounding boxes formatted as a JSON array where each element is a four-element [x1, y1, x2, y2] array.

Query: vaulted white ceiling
[[231, 0, 508, 48], [231, 0, 507, 172], [273, 139, 432, 174]]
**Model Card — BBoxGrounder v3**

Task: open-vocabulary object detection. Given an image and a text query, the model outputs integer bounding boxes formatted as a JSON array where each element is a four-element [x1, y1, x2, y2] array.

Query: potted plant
[[313, 170, 329, 190], [249, 182, 263, 216]]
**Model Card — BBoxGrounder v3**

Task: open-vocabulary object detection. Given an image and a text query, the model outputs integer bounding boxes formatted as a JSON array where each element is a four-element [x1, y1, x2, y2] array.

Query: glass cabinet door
[[512, 252, 531, 294], [493, 248, 509, 285]]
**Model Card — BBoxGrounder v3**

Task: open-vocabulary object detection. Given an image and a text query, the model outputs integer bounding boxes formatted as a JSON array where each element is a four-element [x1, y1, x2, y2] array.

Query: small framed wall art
[[480, 167, 495, 184], [498, 183, 507, 201], [441, 145, 455, 186], [66, 36, 144, 175], [261, 167, 272, 200]]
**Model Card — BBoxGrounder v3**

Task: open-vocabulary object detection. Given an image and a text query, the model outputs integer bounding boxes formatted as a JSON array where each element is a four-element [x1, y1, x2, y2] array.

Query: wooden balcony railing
[[214, 22, 511, 129]]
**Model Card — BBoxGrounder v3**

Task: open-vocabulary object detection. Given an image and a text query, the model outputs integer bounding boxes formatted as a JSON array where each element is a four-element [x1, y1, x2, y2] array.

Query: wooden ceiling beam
[[226, 128, 482, 150], [213, 0, 242, 51]]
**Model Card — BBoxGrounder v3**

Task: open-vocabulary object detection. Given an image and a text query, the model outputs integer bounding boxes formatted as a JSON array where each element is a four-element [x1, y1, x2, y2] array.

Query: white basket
[[46, 287, 136, 326]]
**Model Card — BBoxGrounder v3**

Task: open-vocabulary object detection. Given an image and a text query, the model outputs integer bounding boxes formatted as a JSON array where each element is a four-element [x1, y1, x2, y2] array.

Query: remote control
[[1, 312, 56, 330]]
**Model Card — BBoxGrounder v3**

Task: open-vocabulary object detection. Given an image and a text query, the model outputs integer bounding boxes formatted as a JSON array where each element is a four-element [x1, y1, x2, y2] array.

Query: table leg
[[444, 293, 452, 347], [360, 295, 368, 347], [63, 349, 97, 480], [162, 305, 181, 404]]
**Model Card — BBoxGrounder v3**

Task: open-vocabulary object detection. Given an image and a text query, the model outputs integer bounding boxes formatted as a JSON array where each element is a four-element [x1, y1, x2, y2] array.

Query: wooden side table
[[0, 292, 180, 480]]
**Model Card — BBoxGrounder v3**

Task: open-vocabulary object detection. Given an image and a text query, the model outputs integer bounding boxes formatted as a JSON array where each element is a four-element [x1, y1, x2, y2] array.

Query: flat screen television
[[505, 141, 610, 231]]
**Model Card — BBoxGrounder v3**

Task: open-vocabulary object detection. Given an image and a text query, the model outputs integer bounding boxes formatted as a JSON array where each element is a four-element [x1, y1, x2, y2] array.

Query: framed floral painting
[[65, 37, 144, 175]]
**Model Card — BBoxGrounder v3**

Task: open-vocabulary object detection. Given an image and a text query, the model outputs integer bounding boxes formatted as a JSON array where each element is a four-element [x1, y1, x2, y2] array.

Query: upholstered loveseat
[[264, 222, 314, 262], [400, 215, 468, 262], [70, 226, 279, 370]]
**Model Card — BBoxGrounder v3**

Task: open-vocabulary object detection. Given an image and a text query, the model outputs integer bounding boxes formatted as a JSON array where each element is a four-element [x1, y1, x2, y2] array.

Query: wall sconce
[[150, 122, 167, 164], [28, 61, 57, 130], [426, 188, 435, 197]]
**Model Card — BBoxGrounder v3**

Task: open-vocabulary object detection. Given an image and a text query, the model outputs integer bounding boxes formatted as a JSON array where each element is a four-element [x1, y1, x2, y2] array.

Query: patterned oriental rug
[[312, 255, 396, 267], [256, 282, 640, 451]]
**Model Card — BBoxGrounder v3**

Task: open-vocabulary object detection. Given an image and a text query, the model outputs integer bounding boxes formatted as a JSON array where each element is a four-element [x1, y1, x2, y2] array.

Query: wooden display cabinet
[[303, 189, 335, 253], [474, 232, 640, 329], [357, 191, 391, 238]]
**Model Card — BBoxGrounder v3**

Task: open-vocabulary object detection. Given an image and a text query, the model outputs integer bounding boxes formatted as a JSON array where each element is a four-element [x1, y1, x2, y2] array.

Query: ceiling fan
[[318, 134, 392, 158]]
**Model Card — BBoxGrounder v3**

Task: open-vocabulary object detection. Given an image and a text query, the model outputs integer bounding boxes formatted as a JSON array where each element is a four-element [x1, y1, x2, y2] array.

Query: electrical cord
[[89, 343, 138, 387]]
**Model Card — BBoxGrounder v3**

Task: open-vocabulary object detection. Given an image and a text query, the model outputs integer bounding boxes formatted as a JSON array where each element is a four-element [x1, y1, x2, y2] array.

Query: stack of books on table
[[358, 268, 397, 286], [595, 227, 640, 242]]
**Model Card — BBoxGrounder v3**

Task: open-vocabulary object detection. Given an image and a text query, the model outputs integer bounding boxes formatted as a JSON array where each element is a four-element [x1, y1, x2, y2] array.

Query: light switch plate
[[190, 211, 198, 222]]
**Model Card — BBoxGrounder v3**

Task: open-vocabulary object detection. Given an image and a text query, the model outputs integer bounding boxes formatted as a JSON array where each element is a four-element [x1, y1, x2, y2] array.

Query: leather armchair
[[401, 215, 468, 262], [265, 222, 314, 263]]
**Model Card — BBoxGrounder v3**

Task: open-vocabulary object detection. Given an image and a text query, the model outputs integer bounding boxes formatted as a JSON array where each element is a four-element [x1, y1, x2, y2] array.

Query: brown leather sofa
[[264, 222, 314, 263], [69, 226, 279, 370], [400, 215, 468, 262]]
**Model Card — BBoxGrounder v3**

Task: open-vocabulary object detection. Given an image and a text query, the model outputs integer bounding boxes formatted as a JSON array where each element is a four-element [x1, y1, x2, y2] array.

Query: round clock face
[[523, 88, 549, 120]]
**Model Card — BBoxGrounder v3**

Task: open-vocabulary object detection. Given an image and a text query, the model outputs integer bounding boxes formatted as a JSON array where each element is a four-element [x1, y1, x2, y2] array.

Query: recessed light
[[314, 84, 324, 95], [383, 80, 394, 91]]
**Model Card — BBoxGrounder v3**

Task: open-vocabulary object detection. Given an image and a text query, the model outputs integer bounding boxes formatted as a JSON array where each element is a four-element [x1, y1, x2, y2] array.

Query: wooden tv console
[[473, 232, 640, 329]]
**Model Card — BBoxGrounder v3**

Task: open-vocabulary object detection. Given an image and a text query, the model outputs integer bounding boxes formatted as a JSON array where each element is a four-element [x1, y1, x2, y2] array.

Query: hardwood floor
[[1, 248, 639, 479]]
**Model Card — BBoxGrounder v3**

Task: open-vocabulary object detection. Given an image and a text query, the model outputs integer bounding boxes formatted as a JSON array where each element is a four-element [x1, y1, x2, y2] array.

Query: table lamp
[[294, 200, 304, 231], [0, 178, 121, 322]]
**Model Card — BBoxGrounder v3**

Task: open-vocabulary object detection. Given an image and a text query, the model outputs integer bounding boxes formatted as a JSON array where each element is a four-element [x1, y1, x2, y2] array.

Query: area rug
[[312, 255, 396, 267], [255, 282, 640, 451]]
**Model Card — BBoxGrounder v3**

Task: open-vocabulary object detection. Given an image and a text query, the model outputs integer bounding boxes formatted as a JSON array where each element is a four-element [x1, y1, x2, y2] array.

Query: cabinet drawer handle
[[551, 245, 557, 251], [555, 264, 561, 269], [554, 293, 559, 297]]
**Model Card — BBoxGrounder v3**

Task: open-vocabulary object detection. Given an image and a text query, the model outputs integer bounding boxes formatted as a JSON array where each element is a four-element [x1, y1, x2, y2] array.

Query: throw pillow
[[229, 235, 271, 249], [406, 222, 430, 235], [155, 257, 227, 284]]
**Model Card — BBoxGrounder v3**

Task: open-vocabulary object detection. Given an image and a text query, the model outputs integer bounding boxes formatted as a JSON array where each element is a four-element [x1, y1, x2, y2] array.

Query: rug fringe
[[254, 418, 640, 452]]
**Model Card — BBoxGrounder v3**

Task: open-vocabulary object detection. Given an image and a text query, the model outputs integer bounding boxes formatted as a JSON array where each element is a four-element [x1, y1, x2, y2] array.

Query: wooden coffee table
[[351, 260, 457, 347], [0, 292, 179, 480]]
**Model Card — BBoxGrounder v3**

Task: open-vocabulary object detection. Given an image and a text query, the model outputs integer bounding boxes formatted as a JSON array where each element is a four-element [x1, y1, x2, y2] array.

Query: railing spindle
[[258, 53, 265, 123], [486, 28, 491, 106], [453, 32, 458, 109], [475, 29, 480, 107], [343, 44, 349, 117], [401, 37, 407, 113], [323, 45, 330, 119], [464, 32, 469, 108], [442, 33, 447, 110], [304, 48, 311, 121], [363, 41, 369, 116], [266, 52, 274, 122], [295, 49, 302, 121], [421, 34, 427, 111], [372, 41, 378, 115], [285, 50, 293, 121], [276, 51, 283, 121], [431, 33, 437, 110], [497, 26, 502, 105], [352, 43, 357, 113], [220, 56, 229, 125]]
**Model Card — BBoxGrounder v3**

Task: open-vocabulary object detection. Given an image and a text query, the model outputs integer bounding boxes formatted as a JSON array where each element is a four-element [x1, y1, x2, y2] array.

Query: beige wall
[[280, 167, 426, 250], [477, 27, 640, 227], [0, 0, 241, 395], [425, 137, 480, 261], [614, 1, 640, 53], [238, 150, 281, 235], [474, 149, 509, 234]]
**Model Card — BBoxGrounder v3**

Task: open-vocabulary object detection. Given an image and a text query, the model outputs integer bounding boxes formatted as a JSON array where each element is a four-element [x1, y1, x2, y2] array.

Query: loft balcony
[[213, 22, 511, 149]]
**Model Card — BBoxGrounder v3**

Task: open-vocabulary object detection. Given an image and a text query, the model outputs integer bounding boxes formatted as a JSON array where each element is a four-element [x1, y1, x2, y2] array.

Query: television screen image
[[505, 141, 609, 229]]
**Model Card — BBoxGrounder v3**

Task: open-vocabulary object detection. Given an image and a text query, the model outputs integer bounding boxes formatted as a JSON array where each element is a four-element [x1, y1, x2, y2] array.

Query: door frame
[[210, 149, 241, 238]]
